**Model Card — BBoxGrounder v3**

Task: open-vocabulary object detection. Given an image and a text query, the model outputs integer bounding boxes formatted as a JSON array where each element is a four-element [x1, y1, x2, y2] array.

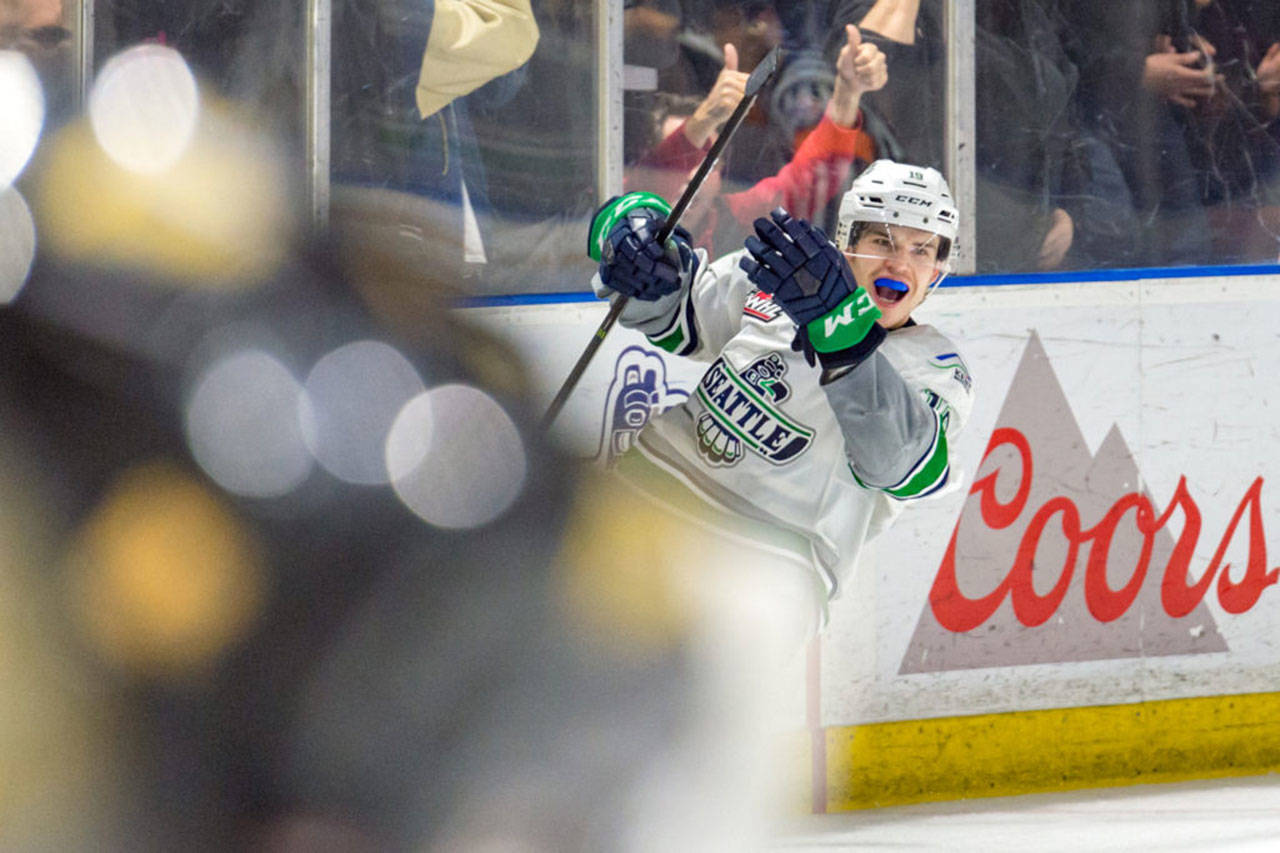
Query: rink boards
[[464, 271, 1280, 809]]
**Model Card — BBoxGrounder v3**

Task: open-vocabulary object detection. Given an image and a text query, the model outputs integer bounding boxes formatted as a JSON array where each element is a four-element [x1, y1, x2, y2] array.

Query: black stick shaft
[[540, 92, 760, 432]]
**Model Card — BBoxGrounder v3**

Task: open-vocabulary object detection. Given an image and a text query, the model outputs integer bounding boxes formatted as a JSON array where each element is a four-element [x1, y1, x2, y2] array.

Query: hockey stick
[[541, 45, 783, 431]]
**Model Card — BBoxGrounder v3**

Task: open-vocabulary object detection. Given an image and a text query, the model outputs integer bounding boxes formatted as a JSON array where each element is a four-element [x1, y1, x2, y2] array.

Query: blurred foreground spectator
[[0, 15, 805, 849]]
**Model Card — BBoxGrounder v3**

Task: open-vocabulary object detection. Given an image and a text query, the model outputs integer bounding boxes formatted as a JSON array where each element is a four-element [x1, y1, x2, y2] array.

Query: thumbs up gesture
[[828, 24, 887, 127], [837, 24, 887, 96], [684, 43, 751, 147]]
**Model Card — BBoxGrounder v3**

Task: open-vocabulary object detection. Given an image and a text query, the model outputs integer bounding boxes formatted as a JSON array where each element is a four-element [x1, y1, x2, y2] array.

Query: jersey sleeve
[[592, 248, 758, 362], [820, 324, 974, 500]]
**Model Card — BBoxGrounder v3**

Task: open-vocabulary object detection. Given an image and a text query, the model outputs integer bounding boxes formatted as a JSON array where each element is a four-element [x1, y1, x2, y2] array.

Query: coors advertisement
[[899, 332, 1264, 673]]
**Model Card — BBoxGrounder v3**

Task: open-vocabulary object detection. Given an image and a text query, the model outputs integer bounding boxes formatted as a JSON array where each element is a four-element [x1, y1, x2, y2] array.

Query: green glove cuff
[[805, 289, 882, 353], [588, 191, 673, 262]]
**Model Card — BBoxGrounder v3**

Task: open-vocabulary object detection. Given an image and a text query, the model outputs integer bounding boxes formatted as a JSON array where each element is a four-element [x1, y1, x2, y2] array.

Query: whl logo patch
[[694, 354, 812, 467], [898, 332, 1256, 674], [744, 290, 784, 322]]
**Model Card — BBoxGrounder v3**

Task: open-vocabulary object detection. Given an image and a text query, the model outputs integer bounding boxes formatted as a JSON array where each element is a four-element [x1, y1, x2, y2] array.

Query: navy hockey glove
[[739, 207, 885, 370], [590, 194, 698, 301]]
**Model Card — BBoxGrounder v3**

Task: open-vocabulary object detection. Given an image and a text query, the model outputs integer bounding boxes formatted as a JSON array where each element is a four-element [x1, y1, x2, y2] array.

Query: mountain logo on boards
[[900, 332, 1279, 674]]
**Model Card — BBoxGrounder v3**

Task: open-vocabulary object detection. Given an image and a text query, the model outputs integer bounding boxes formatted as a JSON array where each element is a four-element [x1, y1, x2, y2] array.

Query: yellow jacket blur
[[416, 0, 540, 119]]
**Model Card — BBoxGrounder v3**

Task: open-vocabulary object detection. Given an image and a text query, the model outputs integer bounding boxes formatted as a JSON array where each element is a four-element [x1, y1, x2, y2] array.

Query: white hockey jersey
[[598, 248, 975, 603]]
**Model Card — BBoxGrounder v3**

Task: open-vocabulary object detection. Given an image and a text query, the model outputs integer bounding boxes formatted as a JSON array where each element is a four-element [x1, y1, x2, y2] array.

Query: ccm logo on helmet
[[894, 194, 934, 208]]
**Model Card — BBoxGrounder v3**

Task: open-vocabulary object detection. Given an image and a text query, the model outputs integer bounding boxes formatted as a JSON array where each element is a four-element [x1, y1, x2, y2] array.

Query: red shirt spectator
[[630, 112, 875, 254]]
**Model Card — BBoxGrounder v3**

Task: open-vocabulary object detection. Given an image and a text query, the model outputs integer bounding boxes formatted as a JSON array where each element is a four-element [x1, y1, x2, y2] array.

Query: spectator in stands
[[685, 1, 791, 185], [773, 1, 832, 54], [1, 0, 73, 124], [628, 25, 885, 256], [328, 0, 539, 282], [1060, 0, 1219, 266], [625, 0, 698, 93], [0, 0, 64, 47], [768, 2, 840, 138], [628, 1, 840, 189], [823, 0, 942, 165], [1186, 0, 1280, 262], [825, 0, 1142, 272]]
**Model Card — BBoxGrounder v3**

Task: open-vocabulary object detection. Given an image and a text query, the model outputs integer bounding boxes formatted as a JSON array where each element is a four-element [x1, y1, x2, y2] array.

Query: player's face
[[843, 223, 944, 330]]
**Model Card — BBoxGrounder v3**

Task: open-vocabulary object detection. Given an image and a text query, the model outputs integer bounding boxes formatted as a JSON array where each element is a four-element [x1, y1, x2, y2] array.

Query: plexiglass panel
[[623, 0, 1280, 276], [620, 1, 941, 260], [326, 0, 599, 294], [86, 1, 601, 295], [27, 0, 1280, 293], [974, 0, 1280, 272]]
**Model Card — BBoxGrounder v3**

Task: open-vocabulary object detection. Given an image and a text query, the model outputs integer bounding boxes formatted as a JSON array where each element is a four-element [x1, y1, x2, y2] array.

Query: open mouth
[[873, 277, 909, 305]]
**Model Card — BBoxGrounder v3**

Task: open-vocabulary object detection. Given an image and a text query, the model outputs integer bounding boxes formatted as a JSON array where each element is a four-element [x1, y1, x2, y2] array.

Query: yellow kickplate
[[820, 691, 1280, 810]]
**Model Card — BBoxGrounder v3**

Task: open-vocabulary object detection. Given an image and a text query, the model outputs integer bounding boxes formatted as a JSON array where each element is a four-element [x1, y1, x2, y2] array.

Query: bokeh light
[[38, 107, 292, 287], [386, 384, 527, 529], [66, 462, 266, 675], [185, 350, 314, 498], [0, 186, 35, 303], [0, 49, 44, 187], [303, 340, 426, 485], [88, 44, 199, 174]]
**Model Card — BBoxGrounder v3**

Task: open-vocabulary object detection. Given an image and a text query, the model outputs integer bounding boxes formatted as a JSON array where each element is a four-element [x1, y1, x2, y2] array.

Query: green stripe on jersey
[[885, 413, 949, 498], [650, 324, 686, 354]]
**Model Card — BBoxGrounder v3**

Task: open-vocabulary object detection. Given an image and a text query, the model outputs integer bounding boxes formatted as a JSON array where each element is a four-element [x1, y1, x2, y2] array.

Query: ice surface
[[768, 775, 1280, 852]]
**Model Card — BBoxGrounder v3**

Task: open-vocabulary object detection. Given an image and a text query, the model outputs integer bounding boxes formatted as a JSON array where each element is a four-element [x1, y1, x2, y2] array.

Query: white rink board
[[464, 274, 1280, 726]]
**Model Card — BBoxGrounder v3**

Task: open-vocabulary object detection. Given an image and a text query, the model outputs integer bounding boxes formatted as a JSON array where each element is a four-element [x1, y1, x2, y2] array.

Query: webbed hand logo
[[599, 346, 690, 464], [696, 412, 744, 466], [693, 354, 813, 467]]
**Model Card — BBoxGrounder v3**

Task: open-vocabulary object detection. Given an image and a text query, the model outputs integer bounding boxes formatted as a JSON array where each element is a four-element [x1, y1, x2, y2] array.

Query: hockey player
[[590, 159, 974, 634]]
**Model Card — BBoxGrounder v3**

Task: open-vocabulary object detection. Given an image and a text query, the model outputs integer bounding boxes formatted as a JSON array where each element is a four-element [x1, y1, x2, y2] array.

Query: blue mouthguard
[[874, 277, 909, 293]]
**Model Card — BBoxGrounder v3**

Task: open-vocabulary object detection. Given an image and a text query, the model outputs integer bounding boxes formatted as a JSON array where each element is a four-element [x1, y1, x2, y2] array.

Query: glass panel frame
[[306, 0, 330, 234], [71, 0, 93, 111], [944, 0, 976, 275], [596, 0, 624, 203]]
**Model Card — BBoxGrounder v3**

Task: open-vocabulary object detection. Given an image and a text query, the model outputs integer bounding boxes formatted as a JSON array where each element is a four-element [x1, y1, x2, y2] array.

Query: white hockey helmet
[[835, 159, 958, 254]]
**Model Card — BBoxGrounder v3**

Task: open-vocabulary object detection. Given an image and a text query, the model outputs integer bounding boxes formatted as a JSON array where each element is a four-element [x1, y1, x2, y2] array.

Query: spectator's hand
[[1037, 208, 1074, 270], [1258, 43, 1280, 118], [827, 25, 886, 127], [1143, 36, 1220, 108], [841, 25, 887, 95], [1258, 43, 1280, 95], [684, 44, 749, 147], [1189, 33, 1218, 65]]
